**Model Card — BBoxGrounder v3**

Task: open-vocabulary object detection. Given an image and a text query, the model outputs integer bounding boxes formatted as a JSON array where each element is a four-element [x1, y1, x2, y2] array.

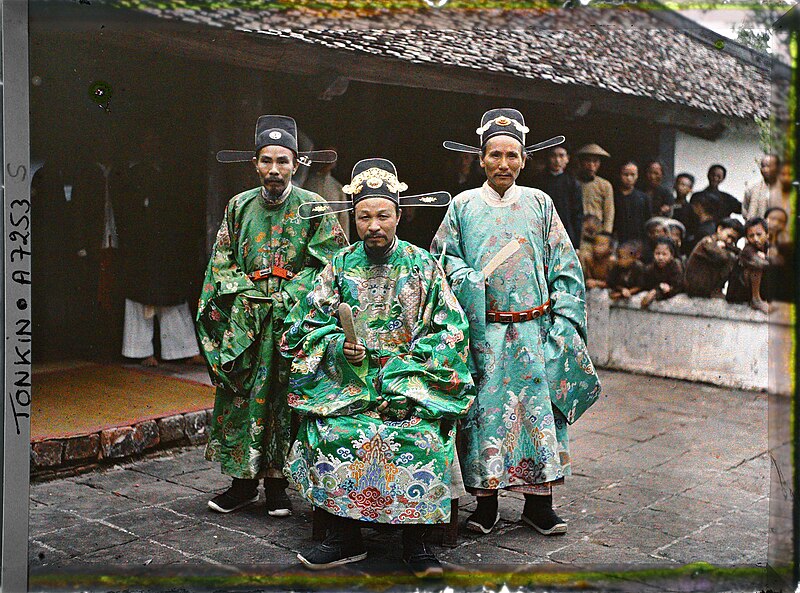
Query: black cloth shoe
[[208, 478, 259, 513], [402, 526, 443, 578], [264, 477, 292, 517], [297, 515, 367, 570], [522, 493, 567, 535], [465, 494, 500, 535]]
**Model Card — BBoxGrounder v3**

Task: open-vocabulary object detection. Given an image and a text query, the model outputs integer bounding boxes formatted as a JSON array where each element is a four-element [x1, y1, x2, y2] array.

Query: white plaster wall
[[585, 289, 791, 394], [674, 122, 763, 202]]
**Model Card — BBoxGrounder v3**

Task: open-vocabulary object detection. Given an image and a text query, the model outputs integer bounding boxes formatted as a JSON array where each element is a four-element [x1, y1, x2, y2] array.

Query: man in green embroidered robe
[[280, 158, 475, 576], [432, 109, 601, 537], [197, 115, 347, 516]]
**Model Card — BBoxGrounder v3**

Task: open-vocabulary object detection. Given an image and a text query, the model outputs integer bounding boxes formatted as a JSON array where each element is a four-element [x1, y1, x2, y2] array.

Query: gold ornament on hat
[[475, 116, 530, 136], [343, 167, 409, 195]]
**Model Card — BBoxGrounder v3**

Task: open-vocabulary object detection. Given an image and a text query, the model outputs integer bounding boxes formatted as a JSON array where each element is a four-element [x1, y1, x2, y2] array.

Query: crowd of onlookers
[[542, 146, 794, 314]]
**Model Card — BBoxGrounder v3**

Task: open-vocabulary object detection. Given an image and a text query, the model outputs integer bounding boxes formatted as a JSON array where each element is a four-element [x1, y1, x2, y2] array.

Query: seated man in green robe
[[280, 158, 475, 576], [432, 109, 601, 537], [196, 115, 347, 516]]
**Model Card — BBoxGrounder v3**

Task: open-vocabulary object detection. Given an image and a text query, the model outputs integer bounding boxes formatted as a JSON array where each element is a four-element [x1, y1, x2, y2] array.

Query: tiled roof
[[121, 4, 773, 119]]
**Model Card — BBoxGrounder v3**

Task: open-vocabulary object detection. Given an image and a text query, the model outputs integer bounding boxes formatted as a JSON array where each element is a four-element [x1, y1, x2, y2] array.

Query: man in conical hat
[[280, 158, 475, 576], [432, 108, 601, 537], [575, 143, 614, 233], [197, 115, 348, 517]]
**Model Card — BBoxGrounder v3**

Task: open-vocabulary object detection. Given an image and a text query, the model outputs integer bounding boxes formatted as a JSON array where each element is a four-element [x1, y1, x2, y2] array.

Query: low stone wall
[[585, 290, 793, 394], [30, 409, 211, 477]]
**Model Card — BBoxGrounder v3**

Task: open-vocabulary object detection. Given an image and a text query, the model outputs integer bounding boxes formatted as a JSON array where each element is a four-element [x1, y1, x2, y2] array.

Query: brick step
[[31, 409, 212, 478]]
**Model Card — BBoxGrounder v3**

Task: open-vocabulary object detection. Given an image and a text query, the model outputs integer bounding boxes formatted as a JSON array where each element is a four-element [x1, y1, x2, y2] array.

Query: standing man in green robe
[[197, 115, 348, 516], [432, 109, 601, 537], [280, 158, 475, 576]]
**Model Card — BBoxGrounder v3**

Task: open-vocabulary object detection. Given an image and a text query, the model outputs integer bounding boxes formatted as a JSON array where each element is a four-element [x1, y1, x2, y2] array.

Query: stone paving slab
[[102, 506, 197, 538], [617, 507, 703, 540], [78, 538, 194, 566], [28, 502, 81, 536], [203, 541, 299, 567], [159, 467, 232, 493], [126, 448, 213, 479], [681, 481, 766, 510], [101, 475, 206, 506], [547, 539, 666, 566], [441, 540, 537, 566], [28, 370, 773, 592], [31, 477, 145, 519], [34, 520, 140, 558]]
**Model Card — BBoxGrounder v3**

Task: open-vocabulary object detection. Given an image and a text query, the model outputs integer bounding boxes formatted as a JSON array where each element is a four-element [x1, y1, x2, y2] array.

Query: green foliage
[[755, 115, 773, 154], [786, 32, 797, 162], [754, 114, 788, 163], [734, 24, 771, 53]]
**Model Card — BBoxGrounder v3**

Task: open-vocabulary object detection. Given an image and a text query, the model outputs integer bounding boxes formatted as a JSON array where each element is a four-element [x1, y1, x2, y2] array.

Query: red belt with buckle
[[487, 300, 551, 323], [248, 266, 294, 281]]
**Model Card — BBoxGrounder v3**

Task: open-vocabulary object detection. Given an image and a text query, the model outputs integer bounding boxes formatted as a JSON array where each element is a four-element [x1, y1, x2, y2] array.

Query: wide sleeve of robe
[[379, 258, 475, 421], [430, 202, 486, 379], [196, 203, 272, 397], [542, 199, 601, 424], [280, 253, 376, 418], [196, 195, 347, 398]]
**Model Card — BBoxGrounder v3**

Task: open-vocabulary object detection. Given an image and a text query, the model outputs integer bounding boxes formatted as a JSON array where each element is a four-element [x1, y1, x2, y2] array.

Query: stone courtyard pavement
[[28, 370, 774, 592]]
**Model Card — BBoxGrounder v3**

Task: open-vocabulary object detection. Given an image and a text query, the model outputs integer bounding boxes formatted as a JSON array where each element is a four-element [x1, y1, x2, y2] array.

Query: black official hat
[[478, 108, 528, 147], [299, 158, 451, 219], [216, 115, 337, 167], [443, 108, 566, 157]]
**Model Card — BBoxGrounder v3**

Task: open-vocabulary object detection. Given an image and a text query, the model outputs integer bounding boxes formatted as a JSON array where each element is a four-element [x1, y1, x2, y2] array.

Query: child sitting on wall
[[684, 217, 743, 299], [726, 217, 771, 313], [608, 241, 644, 301], [580, 232, 617, 290], [640, 236, 684, 308]]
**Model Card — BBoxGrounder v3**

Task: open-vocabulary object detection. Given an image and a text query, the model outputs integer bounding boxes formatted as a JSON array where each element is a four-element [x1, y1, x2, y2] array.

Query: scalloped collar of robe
[[480, 181, 520, 208]]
